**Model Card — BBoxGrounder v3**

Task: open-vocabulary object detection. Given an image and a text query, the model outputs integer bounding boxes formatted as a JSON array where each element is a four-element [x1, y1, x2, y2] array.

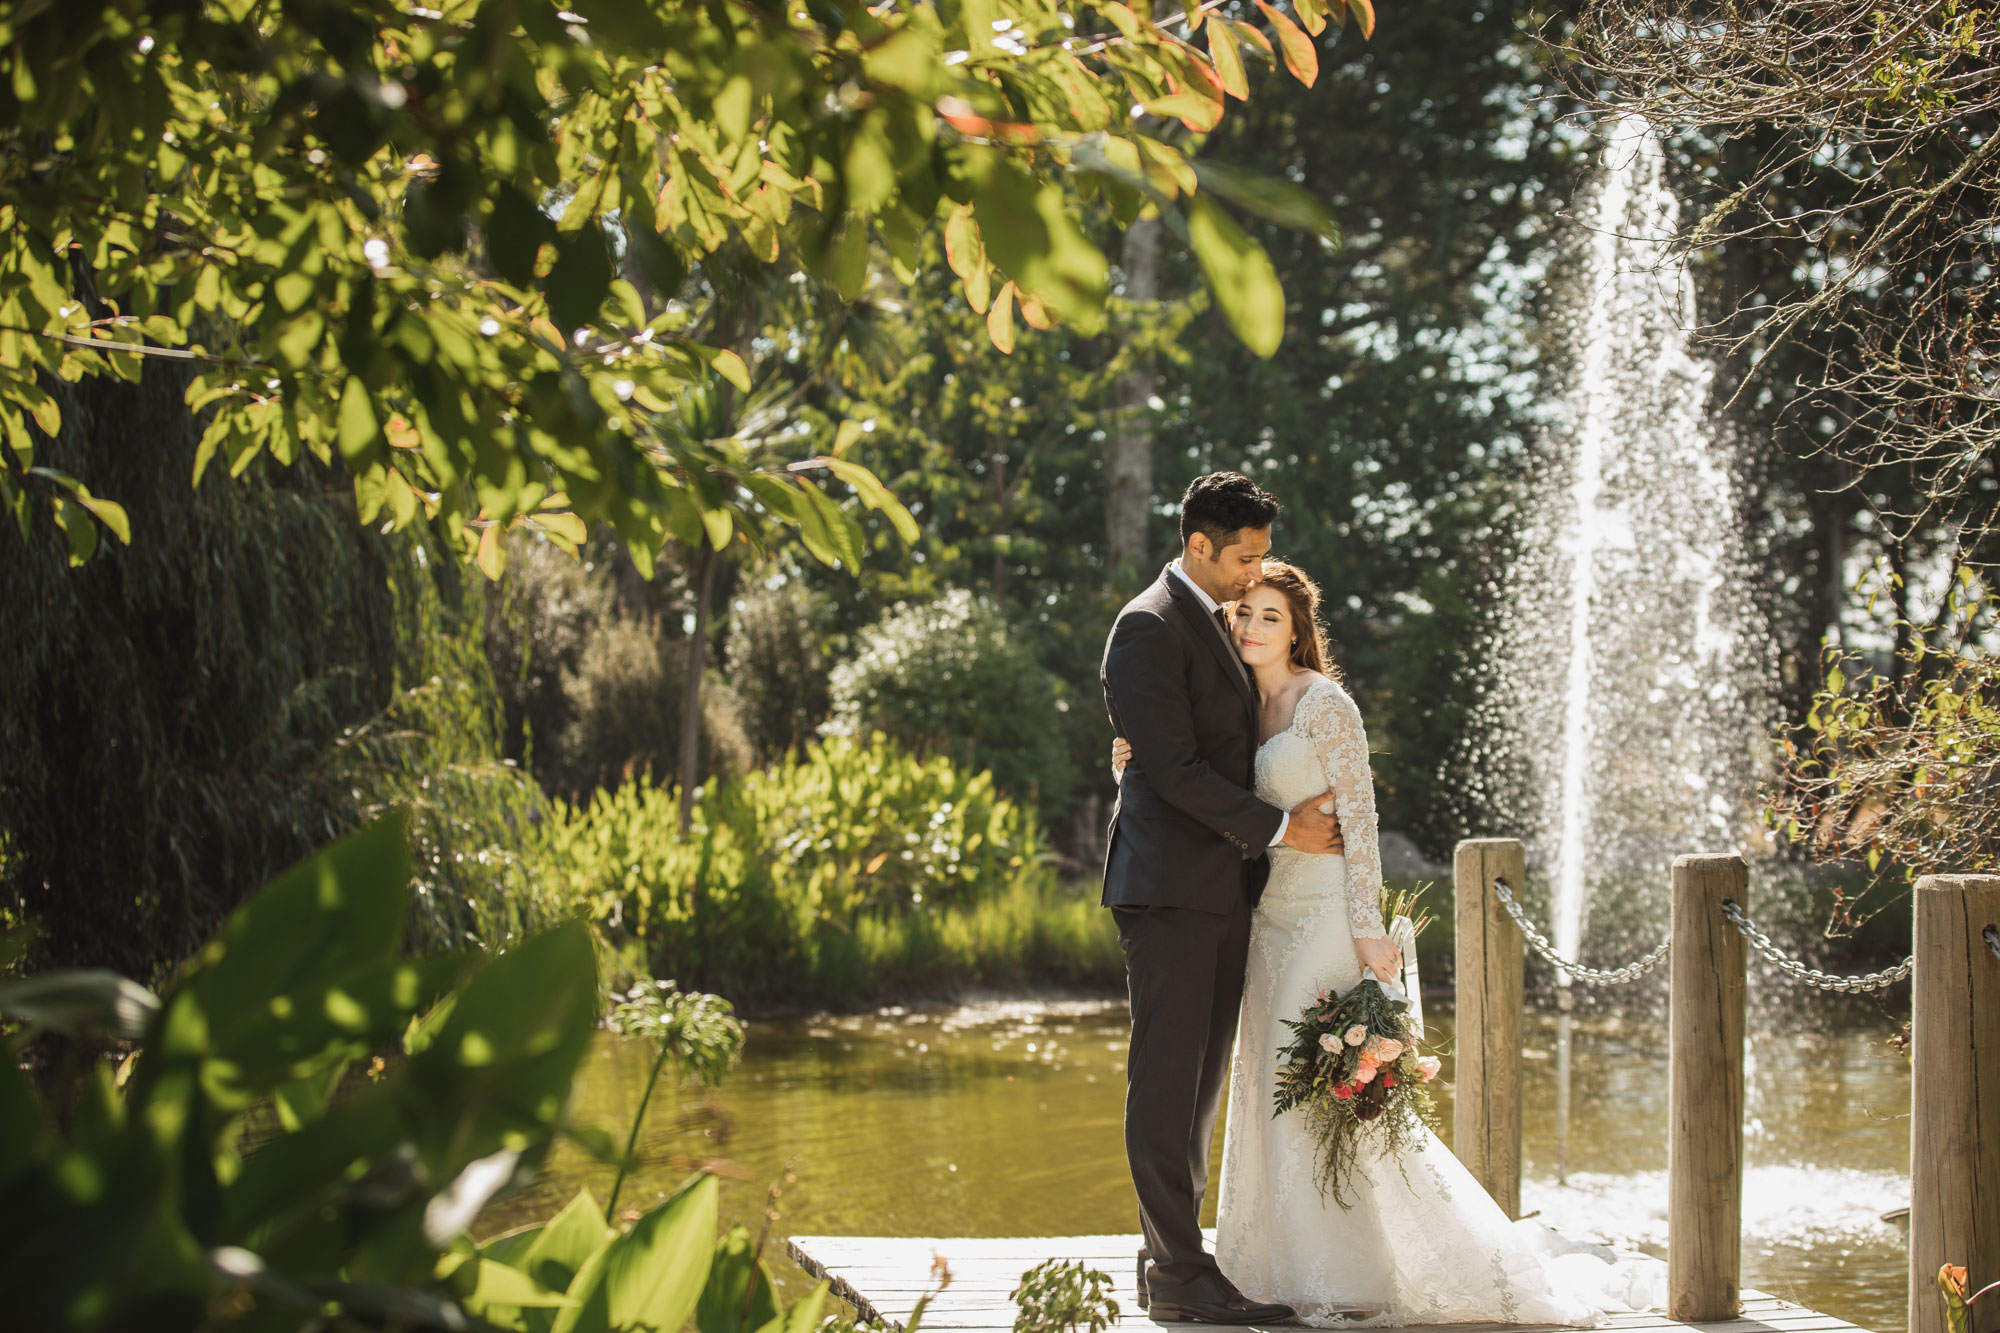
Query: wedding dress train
[[1213, 678, 1665, 1327]]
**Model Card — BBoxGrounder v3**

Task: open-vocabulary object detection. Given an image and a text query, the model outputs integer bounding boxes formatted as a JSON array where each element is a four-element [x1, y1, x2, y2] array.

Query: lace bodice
[[1218, 679, 1665, 1329], [1254, 677, 1386, 938]]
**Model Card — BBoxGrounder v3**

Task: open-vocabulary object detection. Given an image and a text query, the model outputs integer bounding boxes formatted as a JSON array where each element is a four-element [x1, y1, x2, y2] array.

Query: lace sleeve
[[1294, 680, 1386, 938]]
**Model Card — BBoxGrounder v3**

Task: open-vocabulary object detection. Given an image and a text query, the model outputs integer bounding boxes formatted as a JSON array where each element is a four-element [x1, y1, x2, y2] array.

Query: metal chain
[[1489, 878, 1673, 986], [1721, 899, 1915, 994]]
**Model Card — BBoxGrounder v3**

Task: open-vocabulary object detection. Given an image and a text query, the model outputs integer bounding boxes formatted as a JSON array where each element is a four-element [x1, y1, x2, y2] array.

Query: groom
[[1100, 472, 1345, 1326]]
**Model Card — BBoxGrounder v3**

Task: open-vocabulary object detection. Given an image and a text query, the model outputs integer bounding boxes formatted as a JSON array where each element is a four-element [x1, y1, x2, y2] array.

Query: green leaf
[[819, 220, 869, 302], [697, 1226, 780, 1333], [1186, 194, 1286, 357], [753, 1283, 830, 1333], [818, 456, 920, 544], [1207, 22, 1248, 99], [972, 160, 1107, 334], [0, 1056, 45, 1187], [462, 1258, 580, 1314], [404, 920, 599, 1175], [0, 970, 160, 1040], [520, 1189, 611, 1295], [337, 375, 380, 464], [556, 1174, 719, 1333], [56, 497, 98, 565], [1192, 161, 1339, 244]]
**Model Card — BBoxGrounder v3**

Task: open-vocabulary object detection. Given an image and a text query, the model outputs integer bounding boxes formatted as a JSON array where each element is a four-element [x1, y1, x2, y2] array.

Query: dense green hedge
[[535, 734, 1120, 1005]]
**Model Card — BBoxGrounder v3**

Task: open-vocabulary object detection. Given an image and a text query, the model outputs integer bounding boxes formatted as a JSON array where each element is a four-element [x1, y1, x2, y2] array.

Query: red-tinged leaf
[[1292, 0, 1328, 35], [988, 281, 1018, 353], [1256, 1, 1318, 84], [1346, 0, 1374, 38], [1018, 290, 1056, 330], [1186, 3, 1205, 31], [1207, 22, 1248, 98], [962, 261, 992, 314]]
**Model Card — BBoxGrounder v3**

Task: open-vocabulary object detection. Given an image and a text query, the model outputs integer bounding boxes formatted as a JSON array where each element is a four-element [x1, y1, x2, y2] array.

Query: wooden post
[[1453, 837, 1524, 1220], [1667, 853, 1749, 1322], [1909, 874, 2000, 1333]]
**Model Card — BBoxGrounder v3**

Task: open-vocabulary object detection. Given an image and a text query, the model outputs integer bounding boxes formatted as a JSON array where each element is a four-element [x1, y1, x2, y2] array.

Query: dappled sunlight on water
[[483, 997, 1910, 1332]]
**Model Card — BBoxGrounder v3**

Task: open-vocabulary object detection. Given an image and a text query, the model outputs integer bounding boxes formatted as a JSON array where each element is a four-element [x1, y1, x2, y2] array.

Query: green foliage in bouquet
[[1272, 977, 1440, 1208], [1011, 1259, 1120, 1333]]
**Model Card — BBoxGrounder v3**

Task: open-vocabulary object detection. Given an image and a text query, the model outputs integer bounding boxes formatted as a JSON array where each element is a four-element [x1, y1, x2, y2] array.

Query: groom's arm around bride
[[1095, 473, 1341, 1326]]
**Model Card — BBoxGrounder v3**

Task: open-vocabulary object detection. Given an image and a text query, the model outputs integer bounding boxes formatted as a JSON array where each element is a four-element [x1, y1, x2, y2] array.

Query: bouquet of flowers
[[1271, 904, 1440, 1207]]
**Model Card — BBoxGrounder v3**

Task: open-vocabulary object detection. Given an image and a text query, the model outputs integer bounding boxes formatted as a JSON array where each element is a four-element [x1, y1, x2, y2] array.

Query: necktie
[[1213, 606, 1250, 687]]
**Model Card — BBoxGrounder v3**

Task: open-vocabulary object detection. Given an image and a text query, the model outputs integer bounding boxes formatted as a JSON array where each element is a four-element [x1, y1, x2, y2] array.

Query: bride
[[1112, 560, 1662, 1328]]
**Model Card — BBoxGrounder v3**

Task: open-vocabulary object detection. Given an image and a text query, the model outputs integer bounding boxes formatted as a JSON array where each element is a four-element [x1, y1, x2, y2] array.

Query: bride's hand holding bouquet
[[1271, 892, 1440, 1207]]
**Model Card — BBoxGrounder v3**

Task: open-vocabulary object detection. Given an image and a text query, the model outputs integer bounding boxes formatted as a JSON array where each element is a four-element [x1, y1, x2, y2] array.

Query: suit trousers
[[1114, 896, 1253, 1291]]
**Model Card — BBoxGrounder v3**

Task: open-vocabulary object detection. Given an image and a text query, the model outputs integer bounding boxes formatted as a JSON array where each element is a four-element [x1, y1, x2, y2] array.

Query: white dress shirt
[[1169, 560, 1290, 848]]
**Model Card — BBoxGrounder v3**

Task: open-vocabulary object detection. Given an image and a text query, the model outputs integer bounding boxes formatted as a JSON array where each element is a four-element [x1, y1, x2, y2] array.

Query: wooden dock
[[786, 1234, 1874, 1333]]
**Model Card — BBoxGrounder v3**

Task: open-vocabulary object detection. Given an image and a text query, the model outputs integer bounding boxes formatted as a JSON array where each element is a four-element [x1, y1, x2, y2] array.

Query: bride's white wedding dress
[[1214, 677, 1664, 1328]]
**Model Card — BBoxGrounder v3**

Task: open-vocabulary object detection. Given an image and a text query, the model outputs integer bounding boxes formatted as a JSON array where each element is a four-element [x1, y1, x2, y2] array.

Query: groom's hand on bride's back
[[1282, 796, 1346, 855]]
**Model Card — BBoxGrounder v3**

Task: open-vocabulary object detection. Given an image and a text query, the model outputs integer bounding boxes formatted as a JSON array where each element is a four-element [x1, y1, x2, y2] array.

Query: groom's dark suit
[[1101, 564, 1286, 1294]]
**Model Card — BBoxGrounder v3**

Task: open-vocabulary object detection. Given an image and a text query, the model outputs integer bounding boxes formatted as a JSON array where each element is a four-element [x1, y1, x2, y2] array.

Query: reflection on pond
[[483, 998, 1910, 1333]]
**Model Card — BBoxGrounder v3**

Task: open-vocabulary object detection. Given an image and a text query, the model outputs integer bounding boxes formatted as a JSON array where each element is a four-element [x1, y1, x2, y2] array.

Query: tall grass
[[531, 734, 1123, 1007]]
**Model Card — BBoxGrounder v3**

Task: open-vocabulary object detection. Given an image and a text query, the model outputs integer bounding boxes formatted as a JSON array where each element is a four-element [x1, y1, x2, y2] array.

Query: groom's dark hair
[[1180, 471, 1281, 551]]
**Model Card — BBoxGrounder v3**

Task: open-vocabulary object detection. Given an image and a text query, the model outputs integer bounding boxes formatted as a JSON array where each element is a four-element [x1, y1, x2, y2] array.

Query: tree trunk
[[1106, 215, 1162, 579], [677, 545, 720, 836]]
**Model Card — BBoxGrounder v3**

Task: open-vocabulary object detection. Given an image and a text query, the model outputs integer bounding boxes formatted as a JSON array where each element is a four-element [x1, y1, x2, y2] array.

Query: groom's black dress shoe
[[1144, 1271, 1297, 1326]]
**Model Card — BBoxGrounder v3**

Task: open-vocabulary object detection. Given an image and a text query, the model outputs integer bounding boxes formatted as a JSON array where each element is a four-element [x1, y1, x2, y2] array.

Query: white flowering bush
[[827, 589, 1075, 811]]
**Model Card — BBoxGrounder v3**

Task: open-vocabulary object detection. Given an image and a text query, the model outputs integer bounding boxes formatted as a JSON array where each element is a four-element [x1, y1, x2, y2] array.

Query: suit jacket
[[1100, 564, 1284, 913]]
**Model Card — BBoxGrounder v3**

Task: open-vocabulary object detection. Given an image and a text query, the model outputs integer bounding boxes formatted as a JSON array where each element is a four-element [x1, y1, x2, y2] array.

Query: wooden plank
[[1667, 853, 1749, 1322], [1910, 874, 2000, 1333], [1454, 839, 1526, 1220], [788, 1236, 1870, 1333]]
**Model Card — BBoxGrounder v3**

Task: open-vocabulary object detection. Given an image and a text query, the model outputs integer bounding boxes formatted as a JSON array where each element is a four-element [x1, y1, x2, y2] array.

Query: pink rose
[[1343, 1025, 1368, 1046], [1353, 1062, 1378, 1085], [1318, 1032, 1341, 1053], [1416, 1055, 1441, 1082]]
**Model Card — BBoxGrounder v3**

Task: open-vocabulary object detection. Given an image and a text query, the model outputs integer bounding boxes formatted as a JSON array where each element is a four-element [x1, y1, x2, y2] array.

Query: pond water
[[484, 996, 1911, 1333]]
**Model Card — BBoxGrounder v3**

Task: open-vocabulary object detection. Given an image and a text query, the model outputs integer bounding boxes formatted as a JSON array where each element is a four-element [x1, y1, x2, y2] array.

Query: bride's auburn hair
[[1255, 559, 1341, 681]]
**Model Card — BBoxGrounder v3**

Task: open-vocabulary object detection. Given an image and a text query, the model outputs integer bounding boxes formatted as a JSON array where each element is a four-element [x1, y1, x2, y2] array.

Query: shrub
[[827, 588, 1077, 812], [725, 580, 837, 763], [533, 734, 1117, 1004], [550, 617, 754, 798]]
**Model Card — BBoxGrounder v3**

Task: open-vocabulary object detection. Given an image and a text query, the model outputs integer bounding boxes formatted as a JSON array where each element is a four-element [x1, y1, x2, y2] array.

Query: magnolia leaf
[[1346, 0, 1375, 37], [1292, 0, 1328, 35]]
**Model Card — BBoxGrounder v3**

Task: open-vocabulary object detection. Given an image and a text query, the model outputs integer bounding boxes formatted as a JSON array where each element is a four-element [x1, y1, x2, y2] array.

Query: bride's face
[[1230, 584, 1294, 671]]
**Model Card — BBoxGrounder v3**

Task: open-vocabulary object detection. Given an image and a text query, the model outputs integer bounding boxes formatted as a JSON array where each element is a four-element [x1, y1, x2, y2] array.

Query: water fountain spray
[[1476, 117, 1775, 1177]]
